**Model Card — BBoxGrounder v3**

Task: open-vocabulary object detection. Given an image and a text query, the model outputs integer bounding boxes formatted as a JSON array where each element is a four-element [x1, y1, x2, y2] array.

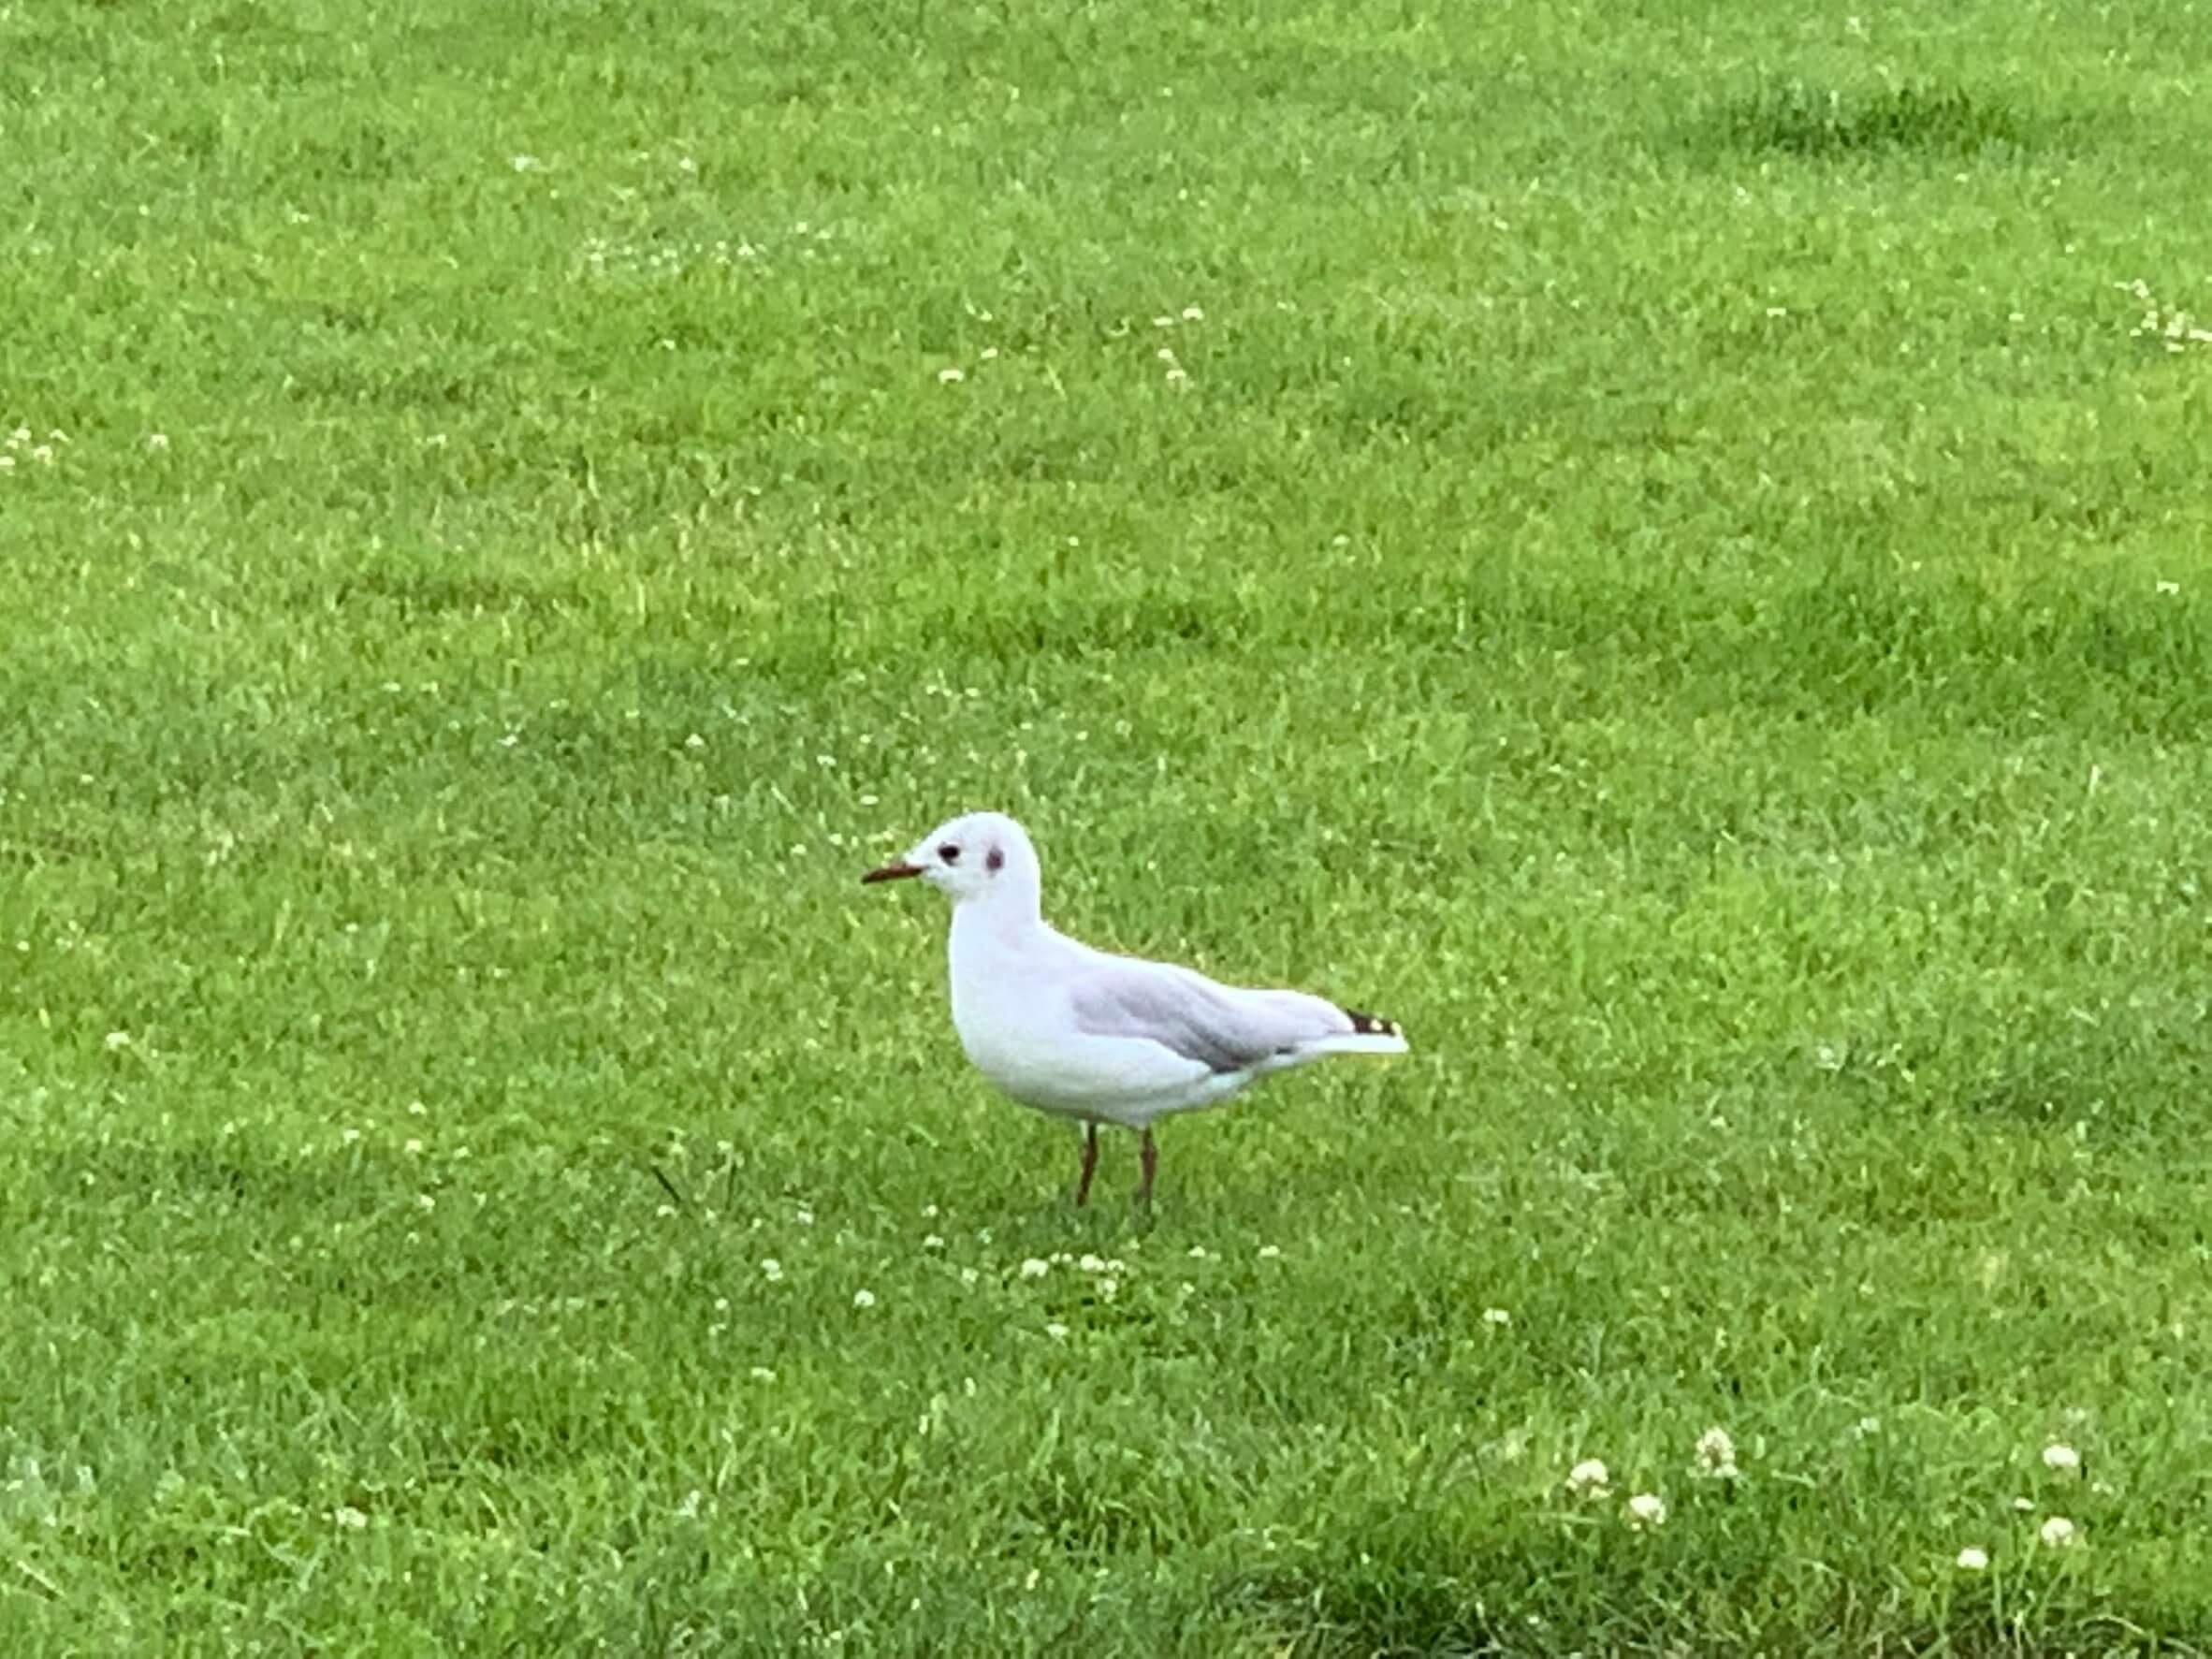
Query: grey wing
[[1065, 957, 1350, 1074]]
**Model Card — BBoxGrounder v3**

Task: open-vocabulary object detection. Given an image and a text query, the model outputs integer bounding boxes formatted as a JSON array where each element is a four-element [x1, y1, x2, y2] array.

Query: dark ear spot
[[985, 845, 1005, 873]]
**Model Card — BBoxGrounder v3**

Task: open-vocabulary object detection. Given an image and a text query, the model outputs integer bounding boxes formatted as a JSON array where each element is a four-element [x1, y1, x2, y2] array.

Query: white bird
[[863, 810, 1406, 1206]]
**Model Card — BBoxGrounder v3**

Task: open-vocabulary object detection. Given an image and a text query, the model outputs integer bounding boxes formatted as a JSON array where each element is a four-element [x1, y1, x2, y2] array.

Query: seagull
[[862, 810, 1406, 1206]]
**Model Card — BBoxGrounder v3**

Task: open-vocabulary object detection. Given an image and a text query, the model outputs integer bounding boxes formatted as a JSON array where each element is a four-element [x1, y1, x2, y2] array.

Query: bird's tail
[[1302, 1033, 1409, 1057], [1304, 1007, 1409, 1057]]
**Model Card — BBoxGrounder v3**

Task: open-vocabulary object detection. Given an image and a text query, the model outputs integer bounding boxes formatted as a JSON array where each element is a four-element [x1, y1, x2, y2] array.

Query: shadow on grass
[[320, 564, 583, 618], [1957, 1017, 2212, 1138], [1226, 1519, 2212, 1656], [1402, 567, 2211, 738], [1688, 79, 2058, 163], [1807, 995, 2210, 1145], [916, 589, 1230, 662]]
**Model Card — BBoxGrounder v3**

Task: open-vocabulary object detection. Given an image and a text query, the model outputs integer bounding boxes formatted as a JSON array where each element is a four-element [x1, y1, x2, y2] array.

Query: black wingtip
[[1343, 1007, 1400, 1038]]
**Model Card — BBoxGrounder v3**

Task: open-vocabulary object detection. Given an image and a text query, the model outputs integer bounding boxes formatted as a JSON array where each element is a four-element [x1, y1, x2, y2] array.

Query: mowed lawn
[[4, 0, 2211, 1651]]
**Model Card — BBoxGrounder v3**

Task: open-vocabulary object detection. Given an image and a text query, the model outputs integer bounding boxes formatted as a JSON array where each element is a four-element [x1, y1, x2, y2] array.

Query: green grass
[[5, 0, 2212, 1651]]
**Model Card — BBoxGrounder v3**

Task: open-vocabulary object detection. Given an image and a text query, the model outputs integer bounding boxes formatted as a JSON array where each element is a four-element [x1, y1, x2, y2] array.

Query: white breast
[[947, 910, 1072, 1104], [944, 907, 1229, 1123]]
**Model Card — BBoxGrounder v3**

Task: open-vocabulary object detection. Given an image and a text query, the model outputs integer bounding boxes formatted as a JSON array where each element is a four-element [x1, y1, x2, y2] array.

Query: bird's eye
[[938, 843, 961, 864]]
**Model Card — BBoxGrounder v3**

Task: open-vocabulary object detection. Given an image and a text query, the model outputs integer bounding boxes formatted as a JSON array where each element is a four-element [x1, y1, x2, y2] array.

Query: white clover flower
[[1566, 1459, 1610, 1499], [1624, 1492, 1666, 1529], [1096, 1276, 1118, 1300], [331, 1505, 369, 1530], [104, 1031, 132, 1051], [1481, 1307, 1511, 1327], [2042, 1442, 2081, 1475], [146, 432, 169, 452], [922, 1234, 945, 1250], [793, 1206, 815, 1226], [1694, 1426, 1739, 1477], [959, 1268, 978, 1286], [748, 1365, 776, 1383], [402, 1139, 423, 1156], [937, 367, 965, 384], [2039, 1515, 2079, 1550], [1956, 1546, 1989, 1571], [1044, 1321, 1069, 1339], [1077, 1253, 1106, 1273], [852, 1288, 876, 1309], [759, 1258, 783, 1281], [1181, 305, 1204, 321], [1257, 1244, 1282, 1259], [1019, 1258, 1050, 1279], [510, 154, 542, 171]]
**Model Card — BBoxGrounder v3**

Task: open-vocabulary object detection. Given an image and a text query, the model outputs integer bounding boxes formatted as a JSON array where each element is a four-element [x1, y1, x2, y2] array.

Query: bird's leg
[[1136, 1128, 1157, 1210], [1074, 1122, 1099, 1207]]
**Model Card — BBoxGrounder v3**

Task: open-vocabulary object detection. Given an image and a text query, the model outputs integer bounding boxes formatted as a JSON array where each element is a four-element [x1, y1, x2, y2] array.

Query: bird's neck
[[949, 881, 1043, 954]]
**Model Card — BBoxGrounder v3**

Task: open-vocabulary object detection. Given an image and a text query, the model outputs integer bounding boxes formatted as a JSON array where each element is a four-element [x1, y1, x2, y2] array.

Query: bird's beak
[[861, 859, 924, 885]]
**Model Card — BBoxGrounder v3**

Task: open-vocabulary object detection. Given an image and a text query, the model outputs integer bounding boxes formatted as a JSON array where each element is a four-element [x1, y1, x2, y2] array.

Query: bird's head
[[862, 810, 1039, 908]]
